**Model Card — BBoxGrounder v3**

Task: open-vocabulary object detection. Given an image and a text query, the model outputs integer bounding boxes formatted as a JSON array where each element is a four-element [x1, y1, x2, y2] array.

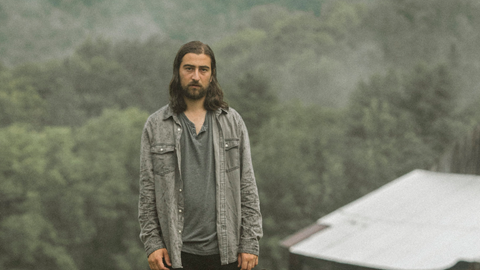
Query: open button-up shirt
[[138, 105, 262, 268]]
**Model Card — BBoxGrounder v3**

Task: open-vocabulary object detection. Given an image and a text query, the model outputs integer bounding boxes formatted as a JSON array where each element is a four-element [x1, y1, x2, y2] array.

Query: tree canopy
[[2, 1, 480, 270]]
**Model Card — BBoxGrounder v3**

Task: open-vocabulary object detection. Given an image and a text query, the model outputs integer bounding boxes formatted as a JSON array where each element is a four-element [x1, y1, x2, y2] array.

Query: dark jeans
[[168, 252, 240, 270]]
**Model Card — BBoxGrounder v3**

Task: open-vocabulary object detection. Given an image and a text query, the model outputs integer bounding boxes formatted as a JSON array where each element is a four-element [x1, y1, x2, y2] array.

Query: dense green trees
[[0, 109, 149, 270], [0, 125, 82, 269], [0, 66, 47, 127], [343, 63, 460, 198], [0, 37, 180, 128], [2, 1, 480, 270], [73, 108, 148, 270], [253, 103, 347, 269]]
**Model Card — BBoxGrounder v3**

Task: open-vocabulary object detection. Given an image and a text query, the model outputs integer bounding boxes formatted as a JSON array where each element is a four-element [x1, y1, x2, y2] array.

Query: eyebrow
[[182, 64, 210, 69]]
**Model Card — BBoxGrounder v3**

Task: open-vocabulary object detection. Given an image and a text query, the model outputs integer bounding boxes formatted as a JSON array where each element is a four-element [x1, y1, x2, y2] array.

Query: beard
[[182, 82, 209, 100]]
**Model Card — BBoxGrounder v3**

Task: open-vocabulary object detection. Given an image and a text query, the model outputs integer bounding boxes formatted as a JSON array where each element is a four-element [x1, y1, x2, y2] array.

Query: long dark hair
[[169, 41, 228, 113]]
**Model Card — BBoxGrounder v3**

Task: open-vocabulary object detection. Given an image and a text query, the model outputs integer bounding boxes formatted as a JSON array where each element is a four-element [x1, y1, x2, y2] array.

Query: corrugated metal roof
[[289, 170, 480, 270], [280, 223, 329, 248]]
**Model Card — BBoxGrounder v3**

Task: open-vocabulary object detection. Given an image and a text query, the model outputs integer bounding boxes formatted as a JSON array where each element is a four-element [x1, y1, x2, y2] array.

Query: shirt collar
[[216, 107, 229, 116], [163, 105, 229, 120], [162, 105, 175, 120]]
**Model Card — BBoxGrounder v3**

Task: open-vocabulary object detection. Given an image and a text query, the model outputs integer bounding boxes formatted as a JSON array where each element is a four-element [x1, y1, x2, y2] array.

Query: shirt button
[[179, 209, 182, 213], [225, 144, 228, 147], [160, 148, 164, 151], [179, 189, 182, 192], [179, 230, 182, 233], [178, 128, 181, 132]]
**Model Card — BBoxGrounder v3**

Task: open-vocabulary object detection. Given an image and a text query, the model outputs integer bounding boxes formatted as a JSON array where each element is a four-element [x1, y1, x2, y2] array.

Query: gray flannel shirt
[[138, 105, 262, 268]]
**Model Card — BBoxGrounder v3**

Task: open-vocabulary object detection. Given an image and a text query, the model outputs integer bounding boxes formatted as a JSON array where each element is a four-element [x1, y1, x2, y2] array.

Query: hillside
[[3, 1, 480, 270]]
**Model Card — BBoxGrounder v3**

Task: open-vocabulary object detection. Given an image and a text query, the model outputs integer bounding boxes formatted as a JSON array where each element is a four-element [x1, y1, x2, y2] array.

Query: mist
[[2, 1, 480, 270]]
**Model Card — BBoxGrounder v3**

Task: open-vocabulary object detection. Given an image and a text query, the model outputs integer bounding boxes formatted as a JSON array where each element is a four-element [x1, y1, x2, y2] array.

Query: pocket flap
[[224, 139, 239, 150], [151, 144, 175, 154]]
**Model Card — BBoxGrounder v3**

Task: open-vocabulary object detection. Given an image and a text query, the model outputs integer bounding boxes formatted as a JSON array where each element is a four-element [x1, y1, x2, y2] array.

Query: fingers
[[163, 249, 172, 267], [240, 259, 253, 270], [238, 253, 258, 270], [149, 258, 167, 270], [148, 261, 164, 270], [148, 248, 170, 270], [149, 260, 165, 270]]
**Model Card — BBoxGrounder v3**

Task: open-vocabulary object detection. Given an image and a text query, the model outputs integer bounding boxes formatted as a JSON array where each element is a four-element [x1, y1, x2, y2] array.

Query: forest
[[2, 0, 480, 269]]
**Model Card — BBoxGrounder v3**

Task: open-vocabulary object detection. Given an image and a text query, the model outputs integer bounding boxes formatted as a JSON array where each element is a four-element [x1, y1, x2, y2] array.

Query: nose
[[192, 69, 200, 81]]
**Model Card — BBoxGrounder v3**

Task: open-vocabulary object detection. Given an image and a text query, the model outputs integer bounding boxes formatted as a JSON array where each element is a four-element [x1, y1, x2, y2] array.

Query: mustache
[[188, 82, 202, 87]]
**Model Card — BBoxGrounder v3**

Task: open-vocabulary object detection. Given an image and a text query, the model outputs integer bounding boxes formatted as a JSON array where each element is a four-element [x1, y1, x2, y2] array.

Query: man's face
[[179, 53, 213, 101]]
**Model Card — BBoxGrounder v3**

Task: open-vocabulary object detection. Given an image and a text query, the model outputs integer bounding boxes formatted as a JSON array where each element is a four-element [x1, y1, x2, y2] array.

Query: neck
[[184, 96, 206, 114]]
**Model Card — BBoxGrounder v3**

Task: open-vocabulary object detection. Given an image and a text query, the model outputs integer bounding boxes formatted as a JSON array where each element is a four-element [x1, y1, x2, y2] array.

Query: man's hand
[[237, 253, 258, 270], [148, 248, 171, 270]]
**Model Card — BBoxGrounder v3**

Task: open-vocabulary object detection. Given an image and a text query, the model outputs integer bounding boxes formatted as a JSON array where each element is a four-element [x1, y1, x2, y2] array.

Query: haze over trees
[[1, 1, 480, 269]]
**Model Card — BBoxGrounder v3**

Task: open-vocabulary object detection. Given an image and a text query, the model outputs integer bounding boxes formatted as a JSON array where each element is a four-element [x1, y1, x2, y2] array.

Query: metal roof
[[280, 223, 329, 248], [289, 170, 480, 270]]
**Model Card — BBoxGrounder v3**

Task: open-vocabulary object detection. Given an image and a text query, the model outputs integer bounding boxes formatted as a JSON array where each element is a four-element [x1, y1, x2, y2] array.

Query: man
[[138, 41, 262, 270]]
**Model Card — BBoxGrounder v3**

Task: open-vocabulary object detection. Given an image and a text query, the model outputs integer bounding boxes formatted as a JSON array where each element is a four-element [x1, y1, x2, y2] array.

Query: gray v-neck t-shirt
[[179, 111, 218, 255]]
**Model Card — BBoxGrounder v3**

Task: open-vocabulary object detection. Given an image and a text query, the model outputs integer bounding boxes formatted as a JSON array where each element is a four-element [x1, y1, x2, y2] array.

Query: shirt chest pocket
[[151, 144, 176, 176], [225, 138, 240, 172]]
